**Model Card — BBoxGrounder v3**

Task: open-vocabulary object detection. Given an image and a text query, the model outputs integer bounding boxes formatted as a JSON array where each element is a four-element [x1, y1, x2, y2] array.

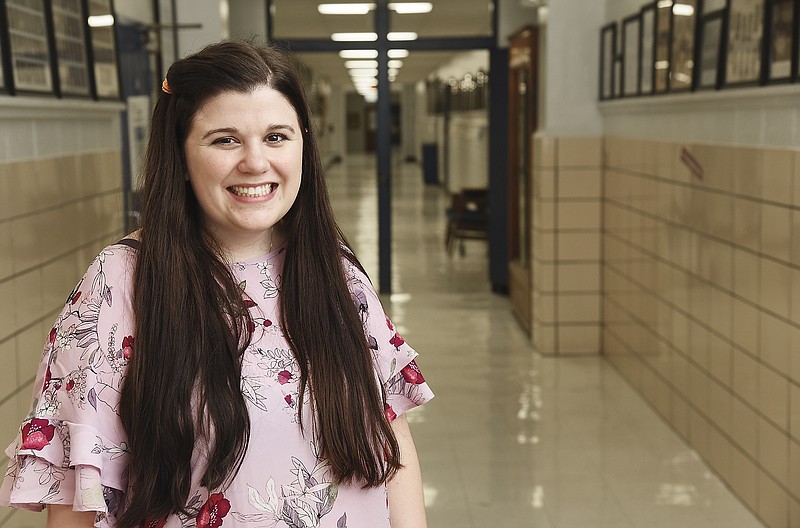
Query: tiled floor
[[328, 153, 766, 528]]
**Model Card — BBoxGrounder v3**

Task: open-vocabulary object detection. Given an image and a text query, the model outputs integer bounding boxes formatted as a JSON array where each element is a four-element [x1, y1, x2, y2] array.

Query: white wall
[[175, 0, 226, 56], [541, 0, 605, 137], [114, 0, 154, 23], [228, 0, 267, 40], [497, 0, 539, 46]]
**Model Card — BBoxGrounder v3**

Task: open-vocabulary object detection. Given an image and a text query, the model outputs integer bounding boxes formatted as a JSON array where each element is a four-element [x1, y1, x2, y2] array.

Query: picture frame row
[[0, 0, 120, 99], [600, 0, 799, 100]]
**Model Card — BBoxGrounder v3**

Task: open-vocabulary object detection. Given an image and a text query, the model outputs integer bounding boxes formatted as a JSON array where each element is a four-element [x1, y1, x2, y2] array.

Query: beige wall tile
[[733, 147, 764, 199], [791, 327, 800, 385], [0, 279, 15, 342], [709, 288, 733, 337], [557, 202, 600, 231], [557, 263, 600, 292], [732, 396, 759, 458], [558, 169, 601, 199], [761, 148, 794, 205], [792, 383, 800, 442], [533, 232, 555, 261], [535, 167, 555, 199], [689, 407, 711, 460], [733, 249, 760, 306], [0, 221, 11, 281], [16, 323, 46, 388], [12, 270, 43, 330], [730, 443, 759, 512], [759, 364, 788, 430], [759, 416, 790, 486], [0, 338, 17, 401], [760, 311, 791, 373], [671, 391, 690, 440], [557, 137, 601, 168], [533, 292, 556, 324], [4, 161, 36, 219], [10, 216, 40, 274], [534, 136, 556, 168], [733, 348, 759, 408], [792, 268, 800, 325], [760, 258, 791, 319], [558, 232, 600, 261], [791, 439, 800, 501], [761, 203, 791, 262], [733, 299, 759, 356], [758, 469, 789, 528], [708, 378, 731, 432], [708, 425, 732, 483], [557, 294, 600, 323], [733, 198, 761, 252], [533, 202, 555, 230], [532, 322, 555, 355], [558, 325, 600, 354], [532, 260, 555, 293]]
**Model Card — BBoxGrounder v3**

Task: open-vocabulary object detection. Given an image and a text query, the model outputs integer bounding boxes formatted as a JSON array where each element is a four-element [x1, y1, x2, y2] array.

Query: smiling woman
[[0, 41, 433, 528]]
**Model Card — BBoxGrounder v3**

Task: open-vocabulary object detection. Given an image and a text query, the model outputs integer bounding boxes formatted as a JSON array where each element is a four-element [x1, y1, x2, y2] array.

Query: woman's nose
[[238, 144, 270, 174]]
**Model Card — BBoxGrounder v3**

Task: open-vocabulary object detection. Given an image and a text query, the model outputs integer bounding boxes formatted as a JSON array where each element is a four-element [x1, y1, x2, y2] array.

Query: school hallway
[[328, 153, 766, 528]]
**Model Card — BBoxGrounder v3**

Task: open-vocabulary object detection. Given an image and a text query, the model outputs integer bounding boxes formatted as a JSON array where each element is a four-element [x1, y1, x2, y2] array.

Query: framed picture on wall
[[623, 14, 641, 96], [614, 55, 623, 97], [600, 22, 617, 99], [698, 12, 725, 88], [725, 0, 765, 86], [640, 2, 656, 95], [51, 0, 92, 96], [669, 0, 696, 91], [5, 0, 54, 94], [766, 0, 794, 81], [654, 1, 672, 93], [87, 0, 120, 99]]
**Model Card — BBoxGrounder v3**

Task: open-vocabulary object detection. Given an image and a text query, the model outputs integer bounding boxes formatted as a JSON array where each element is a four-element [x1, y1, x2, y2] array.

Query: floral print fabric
[[0, 243, 433, 527]]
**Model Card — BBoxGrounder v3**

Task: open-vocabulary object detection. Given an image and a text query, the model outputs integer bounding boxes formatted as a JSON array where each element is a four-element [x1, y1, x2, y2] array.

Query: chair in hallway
[[445, 188, 489, 255]]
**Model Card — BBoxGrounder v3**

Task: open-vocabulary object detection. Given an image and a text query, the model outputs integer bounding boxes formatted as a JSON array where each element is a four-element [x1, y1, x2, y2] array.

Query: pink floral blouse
[[0, 242, 433, 528]]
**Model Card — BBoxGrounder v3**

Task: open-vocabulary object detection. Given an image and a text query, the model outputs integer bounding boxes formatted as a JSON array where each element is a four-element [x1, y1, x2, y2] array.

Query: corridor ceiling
[[270, 0, 496, 86]]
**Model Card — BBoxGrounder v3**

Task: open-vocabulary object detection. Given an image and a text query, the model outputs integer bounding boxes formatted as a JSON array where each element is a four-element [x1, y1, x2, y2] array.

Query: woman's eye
[[212, 137, 238, 146], [266, 133, 286, 143]]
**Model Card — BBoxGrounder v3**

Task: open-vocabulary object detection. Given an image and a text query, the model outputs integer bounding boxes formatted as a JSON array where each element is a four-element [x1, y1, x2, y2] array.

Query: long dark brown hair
[[118, 41, 400, 528]]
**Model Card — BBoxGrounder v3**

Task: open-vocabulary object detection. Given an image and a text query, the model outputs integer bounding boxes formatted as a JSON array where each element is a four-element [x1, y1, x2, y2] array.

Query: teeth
[[230, 183, 273, 197]]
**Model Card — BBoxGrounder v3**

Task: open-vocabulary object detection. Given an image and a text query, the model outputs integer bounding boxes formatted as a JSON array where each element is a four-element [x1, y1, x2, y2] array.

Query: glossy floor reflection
[[328, 153, 765, 528]]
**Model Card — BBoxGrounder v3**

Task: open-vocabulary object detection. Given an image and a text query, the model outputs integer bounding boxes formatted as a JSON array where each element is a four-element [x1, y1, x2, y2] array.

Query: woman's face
[[184, 85, 303, 257]]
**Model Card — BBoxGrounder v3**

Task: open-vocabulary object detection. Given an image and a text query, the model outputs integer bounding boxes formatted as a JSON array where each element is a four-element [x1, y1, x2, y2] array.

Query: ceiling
[[267, 0, 496, 86]]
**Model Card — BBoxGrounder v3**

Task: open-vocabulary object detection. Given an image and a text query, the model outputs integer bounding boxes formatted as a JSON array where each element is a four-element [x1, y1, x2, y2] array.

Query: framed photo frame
[[5, 0, 55, 94], [670, 0, 697, 92], [765, 0, 794, 81], [725, 0, 765, 86], [600, 22, 617, 100], [614, 55, 623, 97], [87, 0, 121, 99], [654, 1, 672, 93], [640, 3, 656, 95], [623, 14, 641, 96], [698, 12, 725, 88], [51, 0, 92, 96]]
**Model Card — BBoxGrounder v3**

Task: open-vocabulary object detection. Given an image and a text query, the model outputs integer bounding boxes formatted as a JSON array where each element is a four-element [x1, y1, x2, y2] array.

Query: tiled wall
[[531, 136, 603, 355], [0, 100, 124, 527], [603, 137, 800, 528]]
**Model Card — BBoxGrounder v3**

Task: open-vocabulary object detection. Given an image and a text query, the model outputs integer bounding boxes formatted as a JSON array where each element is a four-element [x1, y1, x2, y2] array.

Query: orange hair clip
[[161, 78, 172, 94]]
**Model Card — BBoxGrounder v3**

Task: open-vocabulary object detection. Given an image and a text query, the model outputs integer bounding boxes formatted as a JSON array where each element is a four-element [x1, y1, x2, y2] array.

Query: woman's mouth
[[228, 183, 275, 197]]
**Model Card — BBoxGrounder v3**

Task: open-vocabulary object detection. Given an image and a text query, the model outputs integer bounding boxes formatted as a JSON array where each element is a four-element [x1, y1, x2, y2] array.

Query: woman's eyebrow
[[202, 127, 238, 139]]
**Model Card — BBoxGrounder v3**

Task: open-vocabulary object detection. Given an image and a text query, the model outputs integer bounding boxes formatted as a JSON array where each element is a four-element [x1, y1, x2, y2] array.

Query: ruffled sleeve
[[0, 244, 135, 526], [346, 263, 434, 422]]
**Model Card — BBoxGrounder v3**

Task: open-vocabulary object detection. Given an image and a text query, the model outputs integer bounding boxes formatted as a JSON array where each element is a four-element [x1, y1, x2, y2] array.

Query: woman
[[0, 41, 433, 528]]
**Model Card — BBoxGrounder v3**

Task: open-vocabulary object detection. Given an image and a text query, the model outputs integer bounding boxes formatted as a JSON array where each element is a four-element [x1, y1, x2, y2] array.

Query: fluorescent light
[[88, 14, 114, 27], [672, 4, 694, 16], [350, 68, 379, 76], [388, 32, 417, 41], [388, 49, 409, 58], [655, 60, 669, 70], [345, 60, 379, 68], [388, 60, 403, 68], [388, 2, 432, 14], [340, 49, 379, 58], [656, 0, 673, 8], [318, 3, 375, 15], [332, 32, 378, 41]]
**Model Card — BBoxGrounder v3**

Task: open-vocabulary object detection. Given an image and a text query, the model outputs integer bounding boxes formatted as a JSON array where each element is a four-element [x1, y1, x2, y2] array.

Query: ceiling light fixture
[[88, 14, 114, 27], [332, 32, 378, 41], [350, 68, 379, 76], [340, 49, 379, 59], [388, 60, 403, 68], [318, 3, 375, 15], [388, 31, 417, 41], [345, 60, 379, 68], [672, 3, 694, 16], [388, 2, 432, 14], [388, 49, 409, 58]]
